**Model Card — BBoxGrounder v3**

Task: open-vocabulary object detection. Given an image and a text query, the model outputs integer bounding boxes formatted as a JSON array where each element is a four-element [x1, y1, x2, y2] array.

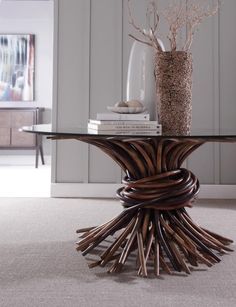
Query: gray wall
[[53, 0, 236, 185], [0, 0, 54, 155]]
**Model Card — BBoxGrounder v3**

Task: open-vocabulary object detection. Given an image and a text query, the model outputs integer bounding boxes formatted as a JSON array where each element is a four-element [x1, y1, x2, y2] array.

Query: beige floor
[[0, 155, 51, 197], [0, 198, 235, 307]]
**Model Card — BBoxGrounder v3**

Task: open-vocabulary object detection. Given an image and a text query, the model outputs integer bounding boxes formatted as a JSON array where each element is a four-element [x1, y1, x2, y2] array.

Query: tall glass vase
[[155, 51, 193, 135], [126, 40, 164, 121]]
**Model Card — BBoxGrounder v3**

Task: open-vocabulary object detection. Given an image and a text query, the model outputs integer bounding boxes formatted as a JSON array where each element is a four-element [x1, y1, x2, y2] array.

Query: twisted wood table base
[[52, 135, 234, 277], [76, 177, 233, 276], [76, 207, 233, 276]]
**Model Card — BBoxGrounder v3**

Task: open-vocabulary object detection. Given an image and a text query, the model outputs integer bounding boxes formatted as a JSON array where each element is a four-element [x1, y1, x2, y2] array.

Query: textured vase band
[[155, 51, 193, 136]]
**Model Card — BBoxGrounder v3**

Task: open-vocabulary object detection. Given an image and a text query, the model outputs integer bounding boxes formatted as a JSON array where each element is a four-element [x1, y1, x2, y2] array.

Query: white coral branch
[[127, 0, 219, 52], [184, 0, 219, 51], [162, 0, 219, 51]]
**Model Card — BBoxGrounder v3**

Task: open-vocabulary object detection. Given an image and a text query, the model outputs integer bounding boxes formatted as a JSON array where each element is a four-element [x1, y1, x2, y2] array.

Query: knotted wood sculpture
[[74, 137, 233, 277]]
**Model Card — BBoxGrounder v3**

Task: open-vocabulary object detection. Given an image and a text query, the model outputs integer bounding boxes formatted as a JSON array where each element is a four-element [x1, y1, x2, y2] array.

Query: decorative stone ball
[[126, 100, 143, 108], [115, 101, 128, 107]]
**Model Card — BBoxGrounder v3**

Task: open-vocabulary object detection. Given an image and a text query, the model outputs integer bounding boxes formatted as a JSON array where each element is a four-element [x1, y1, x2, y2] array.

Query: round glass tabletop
[[22, 124, 236, 140]]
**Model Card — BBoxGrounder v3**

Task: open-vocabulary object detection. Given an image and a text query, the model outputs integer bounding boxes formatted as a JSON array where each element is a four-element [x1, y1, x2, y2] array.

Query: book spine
[[87, 129, 162, 135], [96, 113, 150, 121], [89, 119, 158, 125], [88, 123, 161, 131]]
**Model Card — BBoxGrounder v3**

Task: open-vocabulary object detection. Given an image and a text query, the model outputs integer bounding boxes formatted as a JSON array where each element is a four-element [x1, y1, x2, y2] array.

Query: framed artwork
[[0, 34, 35, 101]]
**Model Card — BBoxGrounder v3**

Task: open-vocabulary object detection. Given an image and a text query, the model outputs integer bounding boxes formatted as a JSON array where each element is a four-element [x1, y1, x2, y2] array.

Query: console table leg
[[39, 145, 45, 165], [35, 146, 39, 168]]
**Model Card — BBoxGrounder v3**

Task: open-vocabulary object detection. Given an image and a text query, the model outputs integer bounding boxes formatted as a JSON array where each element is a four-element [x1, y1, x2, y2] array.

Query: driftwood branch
[[128, 34, 153, 47], [127, 0, 163, 52]]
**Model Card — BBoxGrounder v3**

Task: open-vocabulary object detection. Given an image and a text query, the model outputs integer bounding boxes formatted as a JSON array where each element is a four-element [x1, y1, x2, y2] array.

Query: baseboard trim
[[51, 183, 236, 199], [51, 183, 121, 198], [199, 185, 236, 199]]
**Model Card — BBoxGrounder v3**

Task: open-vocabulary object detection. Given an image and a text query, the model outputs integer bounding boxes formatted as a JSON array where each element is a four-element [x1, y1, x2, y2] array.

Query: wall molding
[[51, 183, 236, 199]]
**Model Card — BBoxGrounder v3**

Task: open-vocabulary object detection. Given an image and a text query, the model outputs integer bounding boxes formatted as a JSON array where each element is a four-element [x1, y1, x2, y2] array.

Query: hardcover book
[[89, 119, 157, 125], [87, 122, 161, 131], [96, 113, 150, 121], [87, 129, 161, 135]]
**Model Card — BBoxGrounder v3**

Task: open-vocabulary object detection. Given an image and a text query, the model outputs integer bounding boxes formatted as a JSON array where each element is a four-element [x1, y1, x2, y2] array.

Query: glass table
[[22, 124, 235, 277]]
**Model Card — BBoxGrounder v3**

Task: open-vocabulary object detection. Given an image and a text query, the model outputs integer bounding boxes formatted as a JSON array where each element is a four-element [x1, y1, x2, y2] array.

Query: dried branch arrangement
[[128, 0, 219, 52], [128, 0, 164, 51]]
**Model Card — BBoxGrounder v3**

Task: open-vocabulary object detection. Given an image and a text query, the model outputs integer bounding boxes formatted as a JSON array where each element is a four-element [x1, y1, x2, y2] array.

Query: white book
[[89, 119, 158, 125], [88, 122, 162, 131], [88, 128, 162, 136], [96, 113, 150, 121]]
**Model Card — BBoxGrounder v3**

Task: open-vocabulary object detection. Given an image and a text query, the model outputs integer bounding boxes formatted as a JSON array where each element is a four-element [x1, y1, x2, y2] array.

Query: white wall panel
[[54, 0, 90, 183], [53, 0, 236, 192], [89, 0, 122, 183], [219, 0, 236, 184], [187, 1, 219, 184]]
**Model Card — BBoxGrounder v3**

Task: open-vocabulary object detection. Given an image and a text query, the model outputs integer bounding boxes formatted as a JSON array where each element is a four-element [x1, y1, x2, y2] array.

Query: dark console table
[[0, 107, 44, 168], [22, 124, 234, 277]]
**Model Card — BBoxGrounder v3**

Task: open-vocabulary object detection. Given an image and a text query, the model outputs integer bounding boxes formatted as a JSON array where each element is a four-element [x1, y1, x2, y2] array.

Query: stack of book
[[87, 112, 162, 135]]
